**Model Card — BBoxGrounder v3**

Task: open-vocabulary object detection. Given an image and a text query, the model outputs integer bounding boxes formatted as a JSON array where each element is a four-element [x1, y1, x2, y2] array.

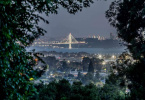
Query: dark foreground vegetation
[[33, 79, 126, 100], [1, 0, 145, 100]]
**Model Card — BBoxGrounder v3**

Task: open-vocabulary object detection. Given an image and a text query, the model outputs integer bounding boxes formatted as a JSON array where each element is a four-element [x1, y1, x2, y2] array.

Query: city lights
[[102, 61, 106, 65], [112, 55, 115, 59], [98, 55, 102, 59]]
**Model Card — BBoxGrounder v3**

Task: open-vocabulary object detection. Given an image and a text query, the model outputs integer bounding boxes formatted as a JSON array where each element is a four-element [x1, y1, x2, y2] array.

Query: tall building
[[93, 35, 96, 38], [102, 37, 105, 40], [110, 33, 115, 40], [97, 35, 101, 40]]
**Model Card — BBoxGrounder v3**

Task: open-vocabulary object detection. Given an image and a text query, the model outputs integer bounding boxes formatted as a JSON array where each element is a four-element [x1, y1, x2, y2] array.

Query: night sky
[[39, 0, 116, 40]]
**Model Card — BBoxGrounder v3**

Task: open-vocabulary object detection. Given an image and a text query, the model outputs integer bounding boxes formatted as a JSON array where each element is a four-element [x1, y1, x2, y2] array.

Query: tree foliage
[[106, 0, 145, 60], [35, 79, 100, 100], [0, 0, 93, 99], [36, 79, 126, 100], [106, 0, 145, 99], [88, 60, 94, 73]]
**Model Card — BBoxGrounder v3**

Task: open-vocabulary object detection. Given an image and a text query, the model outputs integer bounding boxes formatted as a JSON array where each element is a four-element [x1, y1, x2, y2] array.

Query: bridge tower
[[69, 33, 72, 49], [56, 33, 80, 49]]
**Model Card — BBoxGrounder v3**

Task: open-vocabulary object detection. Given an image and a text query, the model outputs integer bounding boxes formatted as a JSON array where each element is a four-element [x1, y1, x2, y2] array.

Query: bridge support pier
[[69, 43, 72, 49]]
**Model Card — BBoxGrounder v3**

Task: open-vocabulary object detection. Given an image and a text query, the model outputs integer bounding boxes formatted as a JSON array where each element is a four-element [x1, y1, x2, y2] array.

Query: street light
[[67, 60, 70, 64], [112, 55, 116, 59], [98, 54, 102, 59], [102, 61, 106, 65]]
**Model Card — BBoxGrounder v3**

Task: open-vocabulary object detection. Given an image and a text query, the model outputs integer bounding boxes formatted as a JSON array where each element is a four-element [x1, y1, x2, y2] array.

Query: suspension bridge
[[34, 33, 85, 49]]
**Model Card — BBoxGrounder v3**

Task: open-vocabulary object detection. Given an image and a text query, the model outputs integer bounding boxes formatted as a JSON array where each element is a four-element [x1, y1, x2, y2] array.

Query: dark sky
[[39, 0, 116, 40]]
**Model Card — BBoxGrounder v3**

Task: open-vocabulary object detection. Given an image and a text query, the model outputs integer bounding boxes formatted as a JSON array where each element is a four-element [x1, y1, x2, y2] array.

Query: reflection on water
[[26, 46, 126, 54]]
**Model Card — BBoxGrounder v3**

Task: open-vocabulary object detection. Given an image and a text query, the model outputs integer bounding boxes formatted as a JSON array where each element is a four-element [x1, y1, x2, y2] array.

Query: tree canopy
[[106, 0, 145, 60], [88, 60, 94, 73], [0, 0, 93, 99], [106, 0, 145, 99]]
